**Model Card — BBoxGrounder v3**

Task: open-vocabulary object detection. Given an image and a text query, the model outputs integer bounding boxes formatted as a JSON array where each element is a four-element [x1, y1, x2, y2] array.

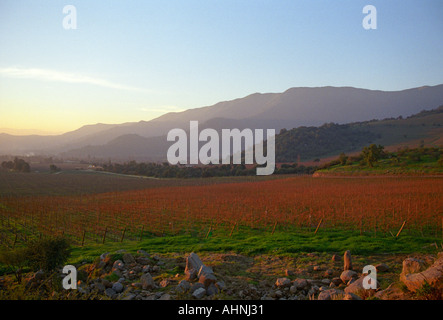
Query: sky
[[0, 0, 442, 134]]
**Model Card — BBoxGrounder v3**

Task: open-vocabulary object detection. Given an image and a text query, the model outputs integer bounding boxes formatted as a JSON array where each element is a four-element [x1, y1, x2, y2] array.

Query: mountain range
[[1, 85, 443, 162]]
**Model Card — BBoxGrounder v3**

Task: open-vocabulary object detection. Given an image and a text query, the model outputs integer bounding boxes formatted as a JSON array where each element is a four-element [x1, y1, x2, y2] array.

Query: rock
[[343, 250, 352, 271], [176, 280, 191, 293], [122, 294, 137, 300], [197, 264, 217, 287], [400, 253, 443, 292], [375, 263, 389, 272], [199, 271, 217, 287], [340, 270, 358, 283], [185, 269, 198, 281], [347, 278, 356, 286], [160, 279, 171, 288], [158, 293, 171, 300], [190, 282, 205, 293], [275, 278, 291, 288], [331, 277, 343, 286], [206, 283, 219, 296], [271, 290, 283, 299], [215, 281, 226, 291], [142, 265, 151, 273], [94, 282, 106, 293], [192, 287, 207, 299], [140, 272, 155, 290], [122, 253, 136, 265], [185, 252, 204, 281], [102, 279, 112, 288], [321, 279, 331, 285], [318, 288, 345, 300], [112, 269, 123, 279], [344, 276, 379, 297], [105, 288, 116, 298], [112, 260, 125, 271], [197, 265, 214, 278], [100, 252, 110, 261], [307, 286, 318, 297], [374, 283, 405, 300], [343, 293, 363, 300], [136, 257, 150, 265], [401, 258, 425, 275], [291, 278, 308, 290], [137, 250, 150, 257], [112, 282, 124, 293]]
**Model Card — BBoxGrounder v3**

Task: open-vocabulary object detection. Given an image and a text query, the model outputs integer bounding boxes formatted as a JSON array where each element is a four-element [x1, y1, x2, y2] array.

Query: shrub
[[25, 237, 72, 272], [0, 247, 29, 283]]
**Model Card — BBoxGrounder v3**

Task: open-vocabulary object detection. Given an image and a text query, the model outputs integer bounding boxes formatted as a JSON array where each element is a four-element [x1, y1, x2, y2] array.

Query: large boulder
[[340, 270, 358, 283], [344, 276, 379, 297], [112, 282, 124, 293], [122, 253, 136, 265], [198, 266, 217, 287], [140, 272, 155, 290], [318, 288, 345, 300], [291, 278, 308, 290], [275, 278, 291, 288], [192, 287, 207, 299], [185, 252, 204, 281], [343, 250, 352, 271], [401, 258, 425, 275], [400, 253, 443, 292]]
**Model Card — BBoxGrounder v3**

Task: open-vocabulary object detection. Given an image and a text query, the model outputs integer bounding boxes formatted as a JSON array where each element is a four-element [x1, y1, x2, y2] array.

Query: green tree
[[361, 144, 384, 167], [338, 152, 348, 165]]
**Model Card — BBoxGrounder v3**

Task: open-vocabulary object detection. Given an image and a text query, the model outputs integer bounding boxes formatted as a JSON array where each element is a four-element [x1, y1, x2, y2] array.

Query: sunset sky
[[1, 0, 442, 134]]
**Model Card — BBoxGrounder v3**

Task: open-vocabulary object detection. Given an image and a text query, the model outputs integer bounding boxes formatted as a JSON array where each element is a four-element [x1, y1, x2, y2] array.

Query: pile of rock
[[16, 248, 442, 301], [267, 250, 382, 300], [183, 252, 226, 299]]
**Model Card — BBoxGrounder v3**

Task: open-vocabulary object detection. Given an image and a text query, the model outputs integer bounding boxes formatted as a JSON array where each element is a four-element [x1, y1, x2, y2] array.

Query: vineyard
[[0, 171, 442, 251]]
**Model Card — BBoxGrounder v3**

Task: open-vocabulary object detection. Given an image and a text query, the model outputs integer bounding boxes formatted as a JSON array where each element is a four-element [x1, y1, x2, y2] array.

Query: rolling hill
[[1, 85, 443, 161]]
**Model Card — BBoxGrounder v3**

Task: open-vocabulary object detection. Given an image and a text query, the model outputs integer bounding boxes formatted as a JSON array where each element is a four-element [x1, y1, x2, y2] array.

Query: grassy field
[[67, 227, 442, 266]]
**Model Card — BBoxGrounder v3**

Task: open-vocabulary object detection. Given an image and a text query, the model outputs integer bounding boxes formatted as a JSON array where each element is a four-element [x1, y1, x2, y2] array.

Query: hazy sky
[[1, 0, 442, 134]]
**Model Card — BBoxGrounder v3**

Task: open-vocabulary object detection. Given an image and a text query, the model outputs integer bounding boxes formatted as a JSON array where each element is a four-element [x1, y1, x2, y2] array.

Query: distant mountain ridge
[[1, 85, 443, 160]]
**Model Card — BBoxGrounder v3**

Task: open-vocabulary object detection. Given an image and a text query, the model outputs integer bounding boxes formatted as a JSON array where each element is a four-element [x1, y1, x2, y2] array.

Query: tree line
[[100, 161, 317, 178], [1, 157, 31, 173]]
